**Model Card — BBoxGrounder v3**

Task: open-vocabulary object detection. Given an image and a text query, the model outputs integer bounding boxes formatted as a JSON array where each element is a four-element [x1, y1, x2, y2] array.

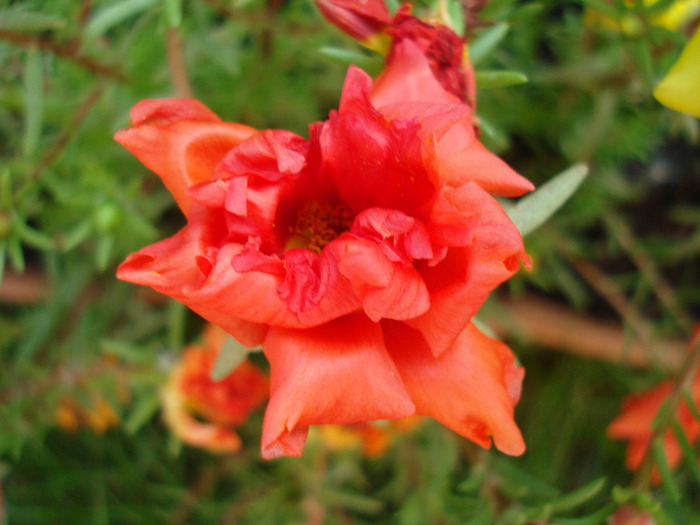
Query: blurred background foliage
[[1, 0, 699, 523]]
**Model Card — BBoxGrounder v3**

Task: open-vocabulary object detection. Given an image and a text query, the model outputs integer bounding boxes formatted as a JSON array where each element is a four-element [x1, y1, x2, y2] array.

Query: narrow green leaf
[[318, 46, 382, 70], [0, 6, 66, 31], [15, 221, 56, 251], [507, 163, 589, 236], [652, 438, 681, 501], [167, 300, 186, 351], [554, 504, 616, 525], [445, 0, 465, 37], [124, 392, 161, 434], [475, 70, 528, 89], [210, 337, 259, 380], [548, 477, 606, 513], [95, 235, 115, 271], [23, 47, 43, 160], [0, 239, 7, 285], [671, 420, 700, 483], [85, 0, 160, 40], [7, 233, 25, 274], [61, 220, 93, 252], [0, 168, 11, 209], [162, 0, 182, 28], [469, 23, 510, 65]]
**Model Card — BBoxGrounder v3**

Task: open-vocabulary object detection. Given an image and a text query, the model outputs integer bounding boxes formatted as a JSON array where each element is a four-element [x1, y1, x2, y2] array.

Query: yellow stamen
[[288, 201, 354, 253]]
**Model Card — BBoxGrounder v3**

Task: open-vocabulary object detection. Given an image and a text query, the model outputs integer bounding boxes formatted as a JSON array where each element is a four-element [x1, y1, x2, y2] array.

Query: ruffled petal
[[114, 99, 256, 217], [334, 236, 430, 321], [320, 66, 437, 218], [261, 313, 415, 458], [371, 41, 533, 197], [371, 39, 461, 107], [408, 183, 530, 356], [117, 210, 363, 332], [384, 321, 525, 455]]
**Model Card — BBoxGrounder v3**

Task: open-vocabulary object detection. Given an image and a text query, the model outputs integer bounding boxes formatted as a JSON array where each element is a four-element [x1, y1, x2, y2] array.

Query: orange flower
[[607, 371, 700, 479], [161, 324, 269, 453], [117, 23, 530, 458]]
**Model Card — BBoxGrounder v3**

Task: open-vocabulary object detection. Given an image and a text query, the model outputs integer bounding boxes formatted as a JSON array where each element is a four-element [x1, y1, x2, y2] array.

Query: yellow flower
[[654, 28, 700, 117]]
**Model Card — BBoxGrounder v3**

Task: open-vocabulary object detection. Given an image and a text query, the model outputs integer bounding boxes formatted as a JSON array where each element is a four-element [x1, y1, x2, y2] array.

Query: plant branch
[[0, 30, 126, 81], [166, 27, 193, 98]]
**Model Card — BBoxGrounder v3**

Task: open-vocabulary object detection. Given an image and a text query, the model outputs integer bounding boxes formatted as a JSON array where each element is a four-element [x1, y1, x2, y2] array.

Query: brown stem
[[166, 27, 193, 98], [633, 329, 700, 490], [0, 30, 126, 81], [484, 295, 685, 371]]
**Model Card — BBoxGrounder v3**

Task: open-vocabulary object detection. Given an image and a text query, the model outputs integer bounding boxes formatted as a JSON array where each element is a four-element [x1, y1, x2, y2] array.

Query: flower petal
[[320, 66, 437, 218], [384, 321, 525, 455], [334, 235, 430, 321], [314, 0, 392, 43], [261, 313, 415, 458], [408, 183, 530, 356], [117, 210, 363, 332], [115, 99, 256, 217], [371, 41, 533, 197]]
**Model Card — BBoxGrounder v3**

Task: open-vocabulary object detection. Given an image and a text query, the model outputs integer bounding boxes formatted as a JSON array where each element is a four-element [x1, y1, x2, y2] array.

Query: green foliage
[[1, 0, 699, 523]]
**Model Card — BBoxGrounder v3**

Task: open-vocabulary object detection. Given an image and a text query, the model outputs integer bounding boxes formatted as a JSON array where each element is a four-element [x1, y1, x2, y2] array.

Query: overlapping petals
[[118, 28, 532, 458]]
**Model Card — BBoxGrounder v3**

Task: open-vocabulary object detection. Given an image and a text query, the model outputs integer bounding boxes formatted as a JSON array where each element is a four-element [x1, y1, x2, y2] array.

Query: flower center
[[287, 201, 354, 253]]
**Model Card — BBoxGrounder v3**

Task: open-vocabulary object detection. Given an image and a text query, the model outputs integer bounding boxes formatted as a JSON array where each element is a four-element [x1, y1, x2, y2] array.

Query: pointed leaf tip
[[508, 163, 588, 236]]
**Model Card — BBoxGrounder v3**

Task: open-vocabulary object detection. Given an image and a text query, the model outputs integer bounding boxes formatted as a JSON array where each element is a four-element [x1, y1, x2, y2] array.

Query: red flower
[[161, 324, 269, 453], [117, 53, 531, 458], [316, 0, 476, 104], [607, 371, 700, 479], [314, 0, 392, 44]]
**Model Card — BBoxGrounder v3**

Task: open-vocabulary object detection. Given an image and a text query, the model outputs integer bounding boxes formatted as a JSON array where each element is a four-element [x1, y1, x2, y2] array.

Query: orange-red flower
[[117, 44, 531, 458], [316, 0, 476, 104], [161, 324, 269, 453], [607, 370, 700, 479]]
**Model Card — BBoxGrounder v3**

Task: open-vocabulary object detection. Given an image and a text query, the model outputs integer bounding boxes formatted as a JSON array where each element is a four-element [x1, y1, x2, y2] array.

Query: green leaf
[[85, 0, 160, 40], [554, 504, 616, 525], [162, 0, 182, 28], [124, 392, 161, 434], [210, 337, 259, 380], [23, 47, 43, 160], [548, 477, 606, 513], [0, 239, 7, 285], [652, 438, 681, 501], [507, 163, 589, 236], [7, 233, 25, 274], [15, 221, 55, 251], [318, 46, 382, 70], [469, 23, 510, 65], [0, 6, 66, 32], [475, 70, 528, 89], [671, 420, 700, 484]]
